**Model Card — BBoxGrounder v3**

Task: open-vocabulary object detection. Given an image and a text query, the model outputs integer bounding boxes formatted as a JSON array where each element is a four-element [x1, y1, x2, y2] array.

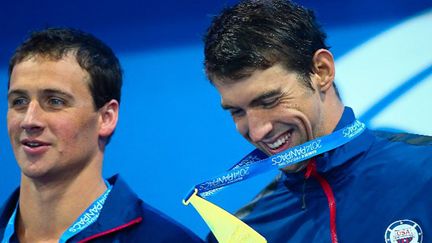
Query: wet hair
[[9, 27, 122, 110], [204, 0, 329, 91]]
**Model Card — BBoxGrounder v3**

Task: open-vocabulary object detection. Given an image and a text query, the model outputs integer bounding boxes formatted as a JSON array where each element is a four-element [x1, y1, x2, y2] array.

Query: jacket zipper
[[305, 159, 338, 243]]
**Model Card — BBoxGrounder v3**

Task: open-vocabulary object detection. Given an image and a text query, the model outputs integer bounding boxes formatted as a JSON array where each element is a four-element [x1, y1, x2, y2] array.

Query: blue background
[[1, 0, 431, 238]]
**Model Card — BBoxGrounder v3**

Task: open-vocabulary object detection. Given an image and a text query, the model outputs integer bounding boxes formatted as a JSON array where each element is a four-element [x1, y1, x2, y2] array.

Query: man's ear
[[98, 99, 119, 138], [311, 49, 335, 92]]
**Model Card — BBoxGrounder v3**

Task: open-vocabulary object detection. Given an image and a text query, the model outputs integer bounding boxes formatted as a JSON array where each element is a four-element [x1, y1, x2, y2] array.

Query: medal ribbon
[[1, 181, 112, 243], [183, 120, 366, 243]]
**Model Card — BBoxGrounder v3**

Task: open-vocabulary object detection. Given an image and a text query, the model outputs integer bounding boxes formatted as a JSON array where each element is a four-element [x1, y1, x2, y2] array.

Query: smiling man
[[0, 28, 202, 243], [203, 0, 432, 242]]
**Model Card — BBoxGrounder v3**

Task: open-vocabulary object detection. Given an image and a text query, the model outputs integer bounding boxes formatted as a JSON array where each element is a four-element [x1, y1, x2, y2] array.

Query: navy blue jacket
[[208, 107, 432, 242], [0, 175, 203, 242]]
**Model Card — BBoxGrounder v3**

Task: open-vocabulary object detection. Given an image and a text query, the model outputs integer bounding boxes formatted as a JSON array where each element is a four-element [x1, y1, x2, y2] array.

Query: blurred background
[[1, 0, 431, 238]]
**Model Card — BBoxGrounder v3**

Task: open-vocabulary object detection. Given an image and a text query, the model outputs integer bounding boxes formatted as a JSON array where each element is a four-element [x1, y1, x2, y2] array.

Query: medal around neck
[[183, 120, 365, 243]]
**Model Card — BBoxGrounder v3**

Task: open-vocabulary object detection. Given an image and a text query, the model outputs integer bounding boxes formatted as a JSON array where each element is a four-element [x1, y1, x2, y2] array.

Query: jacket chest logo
[[385, 219, 423, 243]]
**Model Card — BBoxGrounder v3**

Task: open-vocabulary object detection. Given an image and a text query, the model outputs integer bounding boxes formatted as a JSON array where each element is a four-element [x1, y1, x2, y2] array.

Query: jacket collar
[[282, 107, 374, 183], [315, 107, 374, 173], [72, 174, 144, 240], [0, 175, 143, 242]]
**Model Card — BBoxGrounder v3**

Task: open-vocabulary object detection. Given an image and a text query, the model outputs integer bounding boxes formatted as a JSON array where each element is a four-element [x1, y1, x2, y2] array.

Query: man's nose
[[244, 110, 272, 143], [20, 101, 44, 133]]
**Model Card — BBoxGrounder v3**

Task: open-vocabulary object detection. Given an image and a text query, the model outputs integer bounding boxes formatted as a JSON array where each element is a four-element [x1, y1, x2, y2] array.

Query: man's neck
[[320, 88, 345, 136], [16, 170, 107, 243]]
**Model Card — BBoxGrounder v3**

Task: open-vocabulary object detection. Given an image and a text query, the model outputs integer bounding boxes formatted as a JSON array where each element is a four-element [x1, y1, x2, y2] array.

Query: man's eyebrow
[[221, 103, 235, 110], [7, 88, 74, 100], [7, 89, 27, 99], [250, 89, 282, 107], [220, 88, 283, 110], [41, 88, 74, 99]]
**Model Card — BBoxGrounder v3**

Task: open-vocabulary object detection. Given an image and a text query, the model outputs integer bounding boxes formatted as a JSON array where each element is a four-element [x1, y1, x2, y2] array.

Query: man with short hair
[[203, 0, 432, 242], [0, 27, 202, 243]]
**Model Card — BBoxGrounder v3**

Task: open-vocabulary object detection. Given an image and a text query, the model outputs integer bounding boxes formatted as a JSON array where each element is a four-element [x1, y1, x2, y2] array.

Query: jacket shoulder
[[372, 130, 432, 146]]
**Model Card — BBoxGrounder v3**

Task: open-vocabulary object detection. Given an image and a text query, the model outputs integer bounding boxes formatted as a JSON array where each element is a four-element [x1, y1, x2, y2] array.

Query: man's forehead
[[14, 50, 79, 66], [9, 54, 90, 94], [11, 54, 87, 80]]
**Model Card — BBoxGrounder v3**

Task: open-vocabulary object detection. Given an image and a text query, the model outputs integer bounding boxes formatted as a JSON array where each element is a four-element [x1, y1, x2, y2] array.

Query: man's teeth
[[26, 142, 42, 147], [268, 134, 290, 149]]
